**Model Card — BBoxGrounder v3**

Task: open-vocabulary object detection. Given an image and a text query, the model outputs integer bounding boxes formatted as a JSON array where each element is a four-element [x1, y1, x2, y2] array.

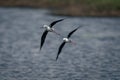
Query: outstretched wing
[[67, 26, 80, 38], [50, 19, 64, 28], [56, 42, 66, 60], [40, 30, 48, 50]]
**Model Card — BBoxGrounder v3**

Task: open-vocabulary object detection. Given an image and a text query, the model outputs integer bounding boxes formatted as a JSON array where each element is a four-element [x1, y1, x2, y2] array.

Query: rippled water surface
[[0, 7, 120, 80]]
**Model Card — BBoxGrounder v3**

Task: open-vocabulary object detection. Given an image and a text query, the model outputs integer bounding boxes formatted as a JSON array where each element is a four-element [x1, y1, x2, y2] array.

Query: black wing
[[67, 26, 80, 38], [49, 19, 64, 28], [56, 42, 66, 60], [40, 30, 48, 50]]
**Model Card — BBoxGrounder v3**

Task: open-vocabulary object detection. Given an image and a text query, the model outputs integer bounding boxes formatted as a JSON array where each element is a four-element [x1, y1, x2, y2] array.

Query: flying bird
[[56, 26, 80, 60], [40, 19, 64, 50]]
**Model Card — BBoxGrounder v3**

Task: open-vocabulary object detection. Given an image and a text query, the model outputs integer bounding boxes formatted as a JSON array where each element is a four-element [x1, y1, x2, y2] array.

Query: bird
[[56, 26, 80, 60], [40, 19, 64, 50]]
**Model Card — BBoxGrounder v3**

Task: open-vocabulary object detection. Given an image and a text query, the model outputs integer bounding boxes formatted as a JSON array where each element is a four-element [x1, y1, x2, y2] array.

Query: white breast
[[63, 38, 69, 42], [46, 27, 51, 30], [43, 25, 53, 32]]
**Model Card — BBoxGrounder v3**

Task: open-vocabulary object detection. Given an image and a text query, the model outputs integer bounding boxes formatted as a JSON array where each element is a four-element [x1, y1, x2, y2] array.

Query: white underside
[[43, 25, 54, 32], [63, 38, 70, 43]]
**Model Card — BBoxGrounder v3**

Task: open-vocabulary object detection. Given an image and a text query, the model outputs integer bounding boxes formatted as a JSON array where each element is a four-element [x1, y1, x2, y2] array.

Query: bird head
[[63, 38, 69, 42], [43, 25, 49, 28]]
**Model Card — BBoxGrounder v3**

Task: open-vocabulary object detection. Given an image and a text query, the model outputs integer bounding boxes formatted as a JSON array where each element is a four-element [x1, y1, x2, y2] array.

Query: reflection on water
[[0, 7, 120, 80]]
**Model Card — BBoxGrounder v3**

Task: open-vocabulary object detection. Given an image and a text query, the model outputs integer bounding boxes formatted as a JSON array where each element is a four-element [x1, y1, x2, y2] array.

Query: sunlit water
[[0, 7, 120, 80]]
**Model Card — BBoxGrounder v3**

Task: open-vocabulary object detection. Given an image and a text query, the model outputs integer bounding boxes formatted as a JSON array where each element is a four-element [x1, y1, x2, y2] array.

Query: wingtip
[[78, 25, 83, 28], [56, 57, 58, 61], [56, 55, 59, 61], [39, 48, 41, 51], [60, 18, 65, 21], [59, 18, 67, 21], [40, 46, 42, 51], [77, 26, 81, 29], [75, 26, 82, 31], [61, 18, 67, 21]]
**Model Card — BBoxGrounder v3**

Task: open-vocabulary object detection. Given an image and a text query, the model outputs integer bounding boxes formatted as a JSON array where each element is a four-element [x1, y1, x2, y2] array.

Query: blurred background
[[0, 0, 120, 16], [0, 0, 120, 80]]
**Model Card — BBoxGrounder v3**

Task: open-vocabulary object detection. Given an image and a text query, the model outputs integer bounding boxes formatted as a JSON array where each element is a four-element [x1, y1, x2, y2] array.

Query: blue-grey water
[[0, 7, 120, 80]]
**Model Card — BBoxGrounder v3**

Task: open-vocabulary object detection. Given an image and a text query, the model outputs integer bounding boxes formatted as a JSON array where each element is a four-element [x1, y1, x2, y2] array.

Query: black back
[[40, 30, 48, 50], [56, 42, 65, 60], [67, 26, 80, 38], [49, 19, 64, 28], [56, 26, 80, 60]]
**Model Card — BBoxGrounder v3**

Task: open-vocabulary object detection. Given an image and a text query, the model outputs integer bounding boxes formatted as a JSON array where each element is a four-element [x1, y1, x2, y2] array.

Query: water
[[0, 7, 120, 80]]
